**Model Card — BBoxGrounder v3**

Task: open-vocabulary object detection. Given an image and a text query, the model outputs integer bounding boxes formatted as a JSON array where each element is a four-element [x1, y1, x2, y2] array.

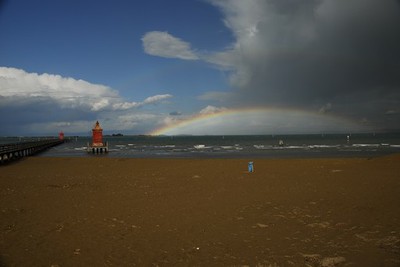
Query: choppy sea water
[[2, 133, 399, 158]]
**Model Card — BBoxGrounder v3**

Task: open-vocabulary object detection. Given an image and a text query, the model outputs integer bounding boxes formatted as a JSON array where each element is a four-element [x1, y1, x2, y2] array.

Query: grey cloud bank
[[147, 0, 400, 132], [206, 0, 400, 131]]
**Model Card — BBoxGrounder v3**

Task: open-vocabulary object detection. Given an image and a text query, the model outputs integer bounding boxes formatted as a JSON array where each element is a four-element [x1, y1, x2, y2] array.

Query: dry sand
[[1, 155, 400, 266]]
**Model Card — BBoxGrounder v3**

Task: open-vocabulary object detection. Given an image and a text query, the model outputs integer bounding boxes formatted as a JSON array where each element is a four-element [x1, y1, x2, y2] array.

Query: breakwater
[[0, 139, 64, 164]]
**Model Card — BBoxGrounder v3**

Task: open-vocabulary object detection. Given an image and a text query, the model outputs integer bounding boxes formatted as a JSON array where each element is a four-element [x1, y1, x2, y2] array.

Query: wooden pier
[[0, 139, 64, 164]]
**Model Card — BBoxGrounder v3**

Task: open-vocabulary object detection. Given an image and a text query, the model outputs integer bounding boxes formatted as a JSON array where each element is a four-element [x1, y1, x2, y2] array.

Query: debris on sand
[[320, 257, 346, 267], [302, 254, 346, 267], [256, 223, 268, 228]]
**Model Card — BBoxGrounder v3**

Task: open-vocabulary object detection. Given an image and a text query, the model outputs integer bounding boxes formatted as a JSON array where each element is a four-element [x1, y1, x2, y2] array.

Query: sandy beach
[[1, 155, 399, 266]]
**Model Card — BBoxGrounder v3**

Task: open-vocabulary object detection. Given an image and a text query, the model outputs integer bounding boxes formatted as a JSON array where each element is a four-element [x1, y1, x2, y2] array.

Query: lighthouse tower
[[87, 121, 108, 153], [92, 121, 103, 146]]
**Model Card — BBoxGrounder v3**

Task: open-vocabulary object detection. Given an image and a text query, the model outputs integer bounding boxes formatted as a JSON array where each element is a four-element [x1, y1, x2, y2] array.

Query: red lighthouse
[[59, 131, 64, 140], [88, 121, 108, 153], [92, 121, 103, 146]]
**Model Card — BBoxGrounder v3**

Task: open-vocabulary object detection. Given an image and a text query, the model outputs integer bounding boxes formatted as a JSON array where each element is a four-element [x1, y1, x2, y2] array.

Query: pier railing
[[0, 139, 64, 164]]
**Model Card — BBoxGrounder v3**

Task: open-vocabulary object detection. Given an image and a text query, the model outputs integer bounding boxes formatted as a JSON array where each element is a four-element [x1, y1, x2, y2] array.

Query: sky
[[1, 0, 400, 136]]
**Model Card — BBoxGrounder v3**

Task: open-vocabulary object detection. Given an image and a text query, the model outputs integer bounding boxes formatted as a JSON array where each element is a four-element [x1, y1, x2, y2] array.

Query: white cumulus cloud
[[143, 94, 172, 104], [0, 67, 174, 135], [0, 67, 172, 112], [141, 31, 199, 60]]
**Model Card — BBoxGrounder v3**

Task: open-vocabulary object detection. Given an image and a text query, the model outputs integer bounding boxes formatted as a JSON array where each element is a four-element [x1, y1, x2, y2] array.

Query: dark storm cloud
[[210, 0, 400, 131]]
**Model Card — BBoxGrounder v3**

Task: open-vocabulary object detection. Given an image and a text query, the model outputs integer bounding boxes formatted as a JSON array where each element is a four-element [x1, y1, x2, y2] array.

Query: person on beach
[[248, 161, 254, 172]]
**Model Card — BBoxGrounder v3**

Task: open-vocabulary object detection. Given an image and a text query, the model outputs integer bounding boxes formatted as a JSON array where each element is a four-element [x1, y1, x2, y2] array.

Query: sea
[[2, 133, 400, 159]]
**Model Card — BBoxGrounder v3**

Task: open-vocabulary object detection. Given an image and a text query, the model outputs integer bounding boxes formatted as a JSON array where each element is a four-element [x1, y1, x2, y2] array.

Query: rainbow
[[149, 107, 369, 136]]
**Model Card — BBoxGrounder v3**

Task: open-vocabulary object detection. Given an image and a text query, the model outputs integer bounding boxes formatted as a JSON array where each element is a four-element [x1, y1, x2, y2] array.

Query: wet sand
[[1, 155, 399, 266]]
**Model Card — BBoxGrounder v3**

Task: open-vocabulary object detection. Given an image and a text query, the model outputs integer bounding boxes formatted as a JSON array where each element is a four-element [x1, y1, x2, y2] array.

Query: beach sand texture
[[1, 155, 400, 266]]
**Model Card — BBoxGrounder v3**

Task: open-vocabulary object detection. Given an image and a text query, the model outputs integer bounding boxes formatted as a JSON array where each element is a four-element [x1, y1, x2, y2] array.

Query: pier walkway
[[0, 139, 64, 164]]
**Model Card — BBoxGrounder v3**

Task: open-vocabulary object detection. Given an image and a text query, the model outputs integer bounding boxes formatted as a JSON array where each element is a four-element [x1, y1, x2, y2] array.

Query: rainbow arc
[[150, 107, 368, 136]]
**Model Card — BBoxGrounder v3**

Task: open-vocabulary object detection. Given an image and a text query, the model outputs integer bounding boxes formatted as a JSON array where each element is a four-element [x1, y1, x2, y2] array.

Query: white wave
[[352, 144, 380, 147], [194, 145, 206, 149], [278, 146, 306, 149], [308, 145, 340, 148], [164, 145, 175, 148]]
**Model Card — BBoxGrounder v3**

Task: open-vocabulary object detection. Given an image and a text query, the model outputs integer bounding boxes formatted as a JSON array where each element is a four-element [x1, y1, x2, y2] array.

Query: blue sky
[[0, 1, 231, 101], [1, 0, 400, 135]]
